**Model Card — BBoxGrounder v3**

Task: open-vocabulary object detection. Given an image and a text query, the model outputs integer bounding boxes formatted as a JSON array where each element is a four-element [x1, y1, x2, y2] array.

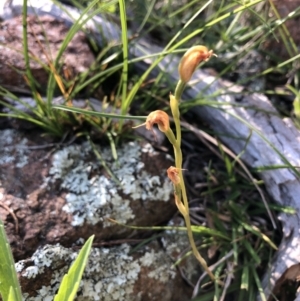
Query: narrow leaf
[[250, 265, 267, 301], [241, 264, 249, 290], [53, 104, 146, 121], [54, 235, 94, 301], [243, 240, 261, 265], [0, 219, 22, 301], [108, 218, 230, 240], [241, 223, 277, 250], [7, 287, 17, 301]]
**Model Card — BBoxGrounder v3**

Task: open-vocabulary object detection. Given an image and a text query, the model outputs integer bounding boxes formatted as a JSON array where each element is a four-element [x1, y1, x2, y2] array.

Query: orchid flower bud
[[178, 45, 215, 83]]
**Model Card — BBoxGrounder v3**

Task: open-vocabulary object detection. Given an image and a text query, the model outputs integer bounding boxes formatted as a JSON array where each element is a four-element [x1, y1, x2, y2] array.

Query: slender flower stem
[[174, 80, 186, 101], [171, 87, 216, 281]]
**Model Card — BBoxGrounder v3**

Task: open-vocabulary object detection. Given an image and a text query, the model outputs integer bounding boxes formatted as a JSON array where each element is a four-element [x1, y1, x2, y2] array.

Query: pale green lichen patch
[[0, 129, 29, 168], [161, 219, 189, 255], [139, 249, 177, 282], [47, 141, 173, 226], [161, 218, 200, 282], [16, 242, 177, 301]]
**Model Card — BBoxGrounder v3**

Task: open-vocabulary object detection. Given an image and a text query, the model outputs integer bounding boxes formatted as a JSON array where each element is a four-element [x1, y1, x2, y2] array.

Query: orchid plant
[[136, 45, 219, 283]]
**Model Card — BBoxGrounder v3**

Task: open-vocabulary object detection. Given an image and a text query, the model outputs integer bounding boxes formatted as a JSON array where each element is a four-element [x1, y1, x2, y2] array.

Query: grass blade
[[107, 218, 230, 240], [118, 0, 129, 116], [0, 219, 22, 301], [53, 104, 146, 120], [7, 287, 17, 301], [243, 240, 261, 265], [54, 235, 94, 301], [241, 264, 249, 290], [251, 265, 267, 301]]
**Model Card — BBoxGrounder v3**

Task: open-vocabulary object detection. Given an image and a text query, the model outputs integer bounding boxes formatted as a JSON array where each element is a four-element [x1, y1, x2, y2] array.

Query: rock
[[0, 129, 176, 261], [16, 239, 192, 301], [0, 14, 95, 94], [162, 217, 201, 285]]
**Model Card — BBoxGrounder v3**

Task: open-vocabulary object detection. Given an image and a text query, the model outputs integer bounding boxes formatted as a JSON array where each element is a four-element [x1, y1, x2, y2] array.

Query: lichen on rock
[[139, 249, 176, 282], [162, 218, 201, 284], [17, 242, 183, 301], [0, 129, 29, 168], [47, 141, 173, 227]]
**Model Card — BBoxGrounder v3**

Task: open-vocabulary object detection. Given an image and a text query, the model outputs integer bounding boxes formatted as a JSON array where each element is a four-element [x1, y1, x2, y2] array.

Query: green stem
[[172, 81, 217, 282], [174, 80, 186, 101]]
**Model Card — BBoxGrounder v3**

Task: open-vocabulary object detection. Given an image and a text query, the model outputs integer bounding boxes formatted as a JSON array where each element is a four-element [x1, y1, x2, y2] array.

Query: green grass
[[190, 154, 281, 300], [1, 0, 300, 300]]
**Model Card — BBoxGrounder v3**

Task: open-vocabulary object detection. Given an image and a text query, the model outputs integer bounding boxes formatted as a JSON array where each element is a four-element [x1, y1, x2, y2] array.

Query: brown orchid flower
[[167, 166, 181, 185], [179, 45, 215, 83], [134, 110, 170, 133]]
